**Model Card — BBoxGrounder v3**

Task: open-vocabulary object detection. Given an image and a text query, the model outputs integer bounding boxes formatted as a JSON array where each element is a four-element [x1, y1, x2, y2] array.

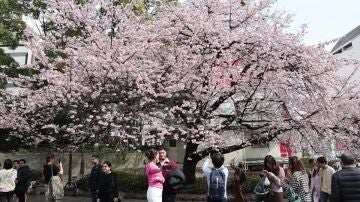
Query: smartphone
[[58, 158, 61, 164]]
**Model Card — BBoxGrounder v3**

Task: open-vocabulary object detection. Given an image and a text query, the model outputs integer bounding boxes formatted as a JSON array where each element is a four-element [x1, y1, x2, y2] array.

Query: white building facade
[[331, 25, 360, 159], [1, 45, 32, 66], [331, 25, 360, 84]]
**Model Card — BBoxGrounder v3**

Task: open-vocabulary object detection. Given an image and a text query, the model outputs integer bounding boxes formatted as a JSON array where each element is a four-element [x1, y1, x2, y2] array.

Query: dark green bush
[[242, 175, 260, 193], [181, 177, 207, 194], [114, 171, 147, 193]]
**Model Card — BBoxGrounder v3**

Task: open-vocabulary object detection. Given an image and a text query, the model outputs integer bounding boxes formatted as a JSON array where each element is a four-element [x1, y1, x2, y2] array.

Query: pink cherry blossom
[[0, 0, 359, 175]]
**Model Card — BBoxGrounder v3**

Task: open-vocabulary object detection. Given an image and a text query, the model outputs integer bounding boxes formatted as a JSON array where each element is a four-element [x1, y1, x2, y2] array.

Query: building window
[[8, 52, 28, 65], [343, 42, 353, 51], [333, 49, 342, 55]]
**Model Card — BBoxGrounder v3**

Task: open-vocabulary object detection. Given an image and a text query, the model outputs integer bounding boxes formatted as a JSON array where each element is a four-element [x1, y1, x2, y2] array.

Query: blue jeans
[[320, 192, 330, 202]]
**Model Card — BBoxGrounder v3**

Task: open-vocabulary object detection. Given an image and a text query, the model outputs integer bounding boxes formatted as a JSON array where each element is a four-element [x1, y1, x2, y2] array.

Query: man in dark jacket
[[89, 154, 102, 202], [157, 146, 183, 202], [331, 153, 360, 202], [15, 159, 32, 202]]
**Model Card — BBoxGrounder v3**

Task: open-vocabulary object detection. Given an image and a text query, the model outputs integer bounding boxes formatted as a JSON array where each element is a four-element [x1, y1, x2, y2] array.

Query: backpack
[[208, 167, 226, 200]]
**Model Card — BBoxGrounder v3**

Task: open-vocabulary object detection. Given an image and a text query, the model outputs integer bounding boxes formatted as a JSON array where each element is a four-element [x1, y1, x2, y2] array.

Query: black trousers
[[0, 191, 14, 202], [15, 190, 26, 202], [90, 189, 97, 202], [163, 192, 176, 202]]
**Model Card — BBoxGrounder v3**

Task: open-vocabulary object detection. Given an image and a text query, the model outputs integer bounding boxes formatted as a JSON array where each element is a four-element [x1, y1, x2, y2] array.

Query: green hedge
[[240, 175, 260, 193], [114, 171, 148, 193], [113, 171, 260, 194]]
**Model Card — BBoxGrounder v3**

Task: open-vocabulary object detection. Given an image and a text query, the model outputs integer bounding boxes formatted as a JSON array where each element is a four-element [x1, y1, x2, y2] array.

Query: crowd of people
[[85, 155, 119, 202], [90, 146, 185, 202], [0, 146, 184, 202], [144, 147, 185, 202], [1, 149, 359, 202], [199, 152, 360, 202], [0, 159, 35, 202]]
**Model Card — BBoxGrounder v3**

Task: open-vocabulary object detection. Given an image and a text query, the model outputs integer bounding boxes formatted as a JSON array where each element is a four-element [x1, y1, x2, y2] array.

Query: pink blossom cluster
[[1, 0, 359, 154]]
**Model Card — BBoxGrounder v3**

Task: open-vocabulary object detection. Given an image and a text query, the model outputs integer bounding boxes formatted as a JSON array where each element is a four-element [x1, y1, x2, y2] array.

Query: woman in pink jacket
[[145, 149, 165, 202]]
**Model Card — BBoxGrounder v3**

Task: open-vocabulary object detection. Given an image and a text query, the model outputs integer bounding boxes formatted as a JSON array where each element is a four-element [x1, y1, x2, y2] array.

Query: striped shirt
[[290, 171, 311, 202]]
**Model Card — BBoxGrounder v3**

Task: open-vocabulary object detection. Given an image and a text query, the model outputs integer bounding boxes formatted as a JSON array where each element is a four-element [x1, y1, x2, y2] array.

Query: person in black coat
[[163, 168, 185, 195], [15, 159, 32, 202], [43, 153, 63, 202], [97, 161, 119, 202], [43, 154, 63, 185], [89, 155, 102, 202], [331, 153, 360, 202], [157, 146, 179, 202]]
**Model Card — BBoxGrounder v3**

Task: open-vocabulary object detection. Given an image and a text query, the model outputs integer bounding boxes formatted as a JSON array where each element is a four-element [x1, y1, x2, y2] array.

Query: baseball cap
[[338, 153, 355, 165]]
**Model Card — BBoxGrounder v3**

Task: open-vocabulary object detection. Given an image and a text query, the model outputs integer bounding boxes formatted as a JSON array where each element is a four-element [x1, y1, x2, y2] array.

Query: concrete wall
[[196, 141, 290, 168], [164, 138, 291, 169], [164, 140, 186, 164], [0, 152, 146, 183], [0, 138, 295, 181]]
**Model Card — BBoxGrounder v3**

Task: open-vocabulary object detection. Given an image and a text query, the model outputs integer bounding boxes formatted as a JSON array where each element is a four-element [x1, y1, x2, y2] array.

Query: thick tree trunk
[[80, 151, 84, 177], [183, 142, 201, 184], [68, 152, 72, 183]]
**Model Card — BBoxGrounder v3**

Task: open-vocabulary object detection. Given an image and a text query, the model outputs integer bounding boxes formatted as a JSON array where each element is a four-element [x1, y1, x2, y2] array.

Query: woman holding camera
[[261, 155, 285, 202]]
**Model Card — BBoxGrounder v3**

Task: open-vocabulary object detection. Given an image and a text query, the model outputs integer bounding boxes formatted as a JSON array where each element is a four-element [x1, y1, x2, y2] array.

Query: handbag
[[254, 180, 270, 202], [47, 164, 64, 200], [288, 187, 301, 202]]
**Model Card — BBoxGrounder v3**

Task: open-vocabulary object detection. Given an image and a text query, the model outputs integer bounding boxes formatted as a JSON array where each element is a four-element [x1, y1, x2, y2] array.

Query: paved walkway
[[28, 195, 146, 202], [28, 195, 200, 202]]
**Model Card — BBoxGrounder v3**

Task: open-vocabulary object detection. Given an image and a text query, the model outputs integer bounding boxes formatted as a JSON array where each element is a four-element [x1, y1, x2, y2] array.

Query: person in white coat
[[0, 159, 17, 202]]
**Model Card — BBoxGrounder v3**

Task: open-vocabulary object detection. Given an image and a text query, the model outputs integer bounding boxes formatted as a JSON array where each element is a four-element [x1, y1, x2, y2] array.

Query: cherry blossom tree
[[1, 0, 359, 183]]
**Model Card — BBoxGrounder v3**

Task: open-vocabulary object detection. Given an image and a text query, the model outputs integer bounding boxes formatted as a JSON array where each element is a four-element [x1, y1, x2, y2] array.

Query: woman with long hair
[[309, 162, 321, 202], [262, 155, 285, 202], [288, 156, 311, 202], [0, 159, 17, 202], [230, 159, 246, 202], [43, 153, 64, 202], [145, 149, 164, 202]]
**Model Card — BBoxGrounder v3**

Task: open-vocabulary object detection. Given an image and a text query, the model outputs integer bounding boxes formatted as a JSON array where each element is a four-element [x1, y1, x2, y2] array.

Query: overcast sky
[[274, 0, 360, 46]]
